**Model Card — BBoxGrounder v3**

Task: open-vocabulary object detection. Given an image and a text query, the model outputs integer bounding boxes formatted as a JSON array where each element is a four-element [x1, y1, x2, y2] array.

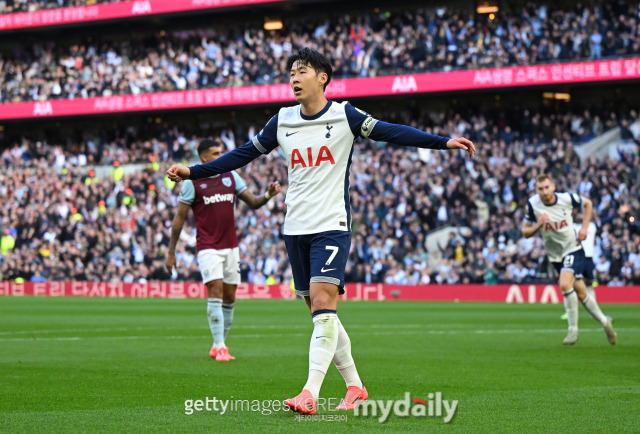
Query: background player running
[[523, 174, 616, 345]]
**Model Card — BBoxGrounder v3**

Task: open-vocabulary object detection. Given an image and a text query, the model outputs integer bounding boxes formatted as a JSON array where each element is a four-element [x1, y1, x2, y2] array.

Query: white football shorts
[[197, 247, 241, 285]]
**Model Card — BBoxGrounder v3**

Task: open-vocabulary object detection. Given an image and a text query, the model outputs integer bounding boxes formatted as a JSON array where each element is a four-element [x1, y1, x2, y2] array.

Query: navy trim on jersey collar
[[542, 193, 558, 206], [300, 100, 332, 120]]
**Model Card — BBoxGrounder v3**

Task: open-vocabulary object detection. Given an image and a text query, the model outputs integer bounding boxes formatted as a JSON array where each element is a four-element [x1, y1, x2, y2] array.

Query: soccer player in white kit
[[522, 174, 616, 345], [168, 48, 476, 414]]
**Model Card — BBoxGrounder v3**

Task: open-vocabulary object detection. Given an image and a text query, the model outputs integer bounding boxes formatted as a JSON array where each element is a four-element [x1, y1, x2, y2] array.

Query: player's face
[[200, 146, 223, 164], [536, 179, 556, 204], [289, 60, 326, 103]]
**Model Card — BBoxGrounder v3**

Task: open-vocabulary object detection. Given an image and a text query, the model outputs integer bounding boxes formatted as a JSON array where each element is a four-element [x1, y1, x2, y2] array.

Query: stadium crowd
[[1, 106, 639, 285], [1, 1, 639, 102]]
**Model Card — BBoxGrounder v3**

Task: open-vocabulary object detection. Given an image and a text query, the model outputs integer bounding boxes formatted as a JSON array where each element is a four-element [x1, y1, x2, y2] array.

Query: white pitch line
[[1, 328, 637, 342], [0, 324, 432, 336], [0, 322, 554, 336], [0, 326, 162, 335]]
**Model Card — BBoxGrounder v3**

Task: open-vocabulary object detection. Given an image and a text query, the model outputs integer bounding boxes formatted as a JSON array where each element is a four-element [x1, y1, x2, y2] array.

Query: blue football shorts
[[551, 248, 587, 279], [284, 230, 350, 297]]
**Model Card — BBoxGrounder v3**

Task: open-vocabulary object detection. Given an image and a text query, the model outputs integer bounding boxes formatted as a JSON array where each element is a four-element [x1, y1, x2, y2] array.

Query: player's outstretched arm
[[167, 141, 264, 182], [238, 181, 282, 209], [365, 119, 475, 158]]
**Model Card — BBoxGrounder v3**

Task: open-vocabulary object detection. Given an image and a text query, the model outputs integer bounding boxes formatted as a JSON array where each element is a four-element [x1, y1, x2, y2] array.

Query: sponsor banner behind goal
[[1, 282, 639, 303], [2, 58, 640, 120]]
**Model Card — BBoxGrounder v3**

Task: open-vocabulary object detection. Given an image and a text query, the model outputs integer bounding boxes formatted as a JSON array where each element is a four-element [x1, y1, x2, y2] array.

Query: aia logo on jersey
[[291, 146, 335, 169], [544, 220, 569, 231]]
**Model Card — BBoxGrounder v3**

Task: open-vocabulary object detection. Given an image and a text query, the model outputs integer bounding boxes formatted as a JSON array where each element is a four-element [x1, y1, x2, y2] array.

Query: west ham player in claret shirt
[[167, 48, 476, 414], [166, 139, 280, 361]]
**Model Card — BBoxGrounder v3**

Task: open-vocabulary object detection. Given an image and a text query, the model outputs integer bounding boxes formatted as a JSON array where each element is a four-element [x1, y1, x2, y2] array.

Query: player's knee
[[310, 292, 337, 312], [222, 284, 237, 303], [559, 282, 573, 294], [309, 283, 339, 312], [310, 296, 331, 312], [206, 280, 223, 298]]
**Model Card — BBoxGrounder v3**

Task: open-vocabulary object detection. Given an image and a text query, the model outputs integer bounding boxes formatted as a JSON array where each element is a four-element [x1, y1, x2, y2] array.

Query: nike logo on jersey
[[286, 131, 299, 137], [315, 336, 329, 339], [321, 267, 337, 273]]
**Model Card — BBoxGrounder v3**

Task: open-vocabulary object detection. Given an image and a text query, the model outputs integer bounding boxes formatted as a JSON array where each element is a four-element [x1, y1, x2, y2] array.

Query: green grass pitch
[[1, 297, 639, 432]]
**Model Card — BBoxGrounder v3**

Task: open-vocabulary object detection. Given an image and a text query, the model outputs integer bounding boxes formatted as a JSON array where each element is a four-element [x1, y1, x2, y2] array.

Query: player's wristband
[[264, 191, 272, 200]]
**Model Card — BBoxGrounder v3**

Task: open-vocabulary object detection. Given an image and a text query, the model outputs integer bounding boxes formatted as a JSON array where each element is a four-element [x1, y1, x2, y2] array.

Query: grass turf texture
[[1, 297, 639, 432]]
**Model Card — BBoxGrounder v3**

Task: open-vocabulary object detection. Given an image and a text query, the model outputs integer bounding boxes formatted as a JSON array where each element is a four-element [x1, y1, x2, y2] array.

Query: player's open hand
[[446, 137, 476, 159], [268, 181, 281, 198], [167, 165, 190, 182], [166, 252, 177, 275]]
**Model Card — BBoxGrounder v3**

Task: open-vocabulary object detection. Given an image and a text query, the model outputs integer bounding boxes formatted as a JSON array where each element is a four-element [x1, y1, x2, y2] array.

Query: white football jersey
[[524, 192, 584, 262], [573, 221, 596, 258], [188, 99, 449, 236], [251, 101, 374, 235]]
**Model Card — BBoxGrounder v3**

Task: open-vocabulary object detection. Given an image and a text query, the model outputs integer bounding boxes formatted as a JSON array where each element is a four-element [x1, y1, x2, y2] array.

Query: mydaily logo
[[354, 392, 458, 423]]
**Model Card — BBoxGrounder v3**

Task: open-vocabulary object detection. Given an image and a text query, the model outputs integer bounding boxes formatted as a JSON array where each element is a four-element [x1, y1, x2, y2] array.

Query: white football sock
[[563, 290, 579, 334], [586, 283, 596, 301], [207, 298, 225, 349], [304, 311, 339, 401], [333, 318, 363, 388], [222, 302, 235, 340], [581, 295, 608, 326]]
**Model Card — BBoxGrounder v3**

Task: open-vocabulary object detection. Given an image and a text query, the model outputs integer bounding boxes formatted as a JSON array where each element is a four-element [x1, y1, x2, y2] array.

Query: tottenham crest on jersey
[[326, 124, 333, 138], [222, 178, 232, 187]]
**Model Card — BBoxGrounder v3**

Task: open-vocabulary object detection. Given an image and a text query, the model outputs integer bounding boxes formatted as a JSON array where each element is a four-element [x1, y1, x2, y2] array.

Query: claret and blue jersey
[[179, 171, 247, 251]]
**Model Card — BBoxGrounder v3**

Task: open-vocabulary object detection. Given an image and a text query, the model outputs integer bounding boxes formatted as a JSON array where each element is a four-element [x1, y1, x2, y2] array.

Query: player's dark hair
[[198, 139, 221, 155], [286, 48, 333, 90], [536, 173, 552, 184]]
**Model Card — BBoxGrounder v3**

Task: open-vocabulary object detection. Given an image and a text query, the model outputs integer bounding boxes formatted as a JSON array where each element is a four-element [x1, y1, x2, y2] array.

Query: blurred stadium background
[[1, 0, 639, 430]]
